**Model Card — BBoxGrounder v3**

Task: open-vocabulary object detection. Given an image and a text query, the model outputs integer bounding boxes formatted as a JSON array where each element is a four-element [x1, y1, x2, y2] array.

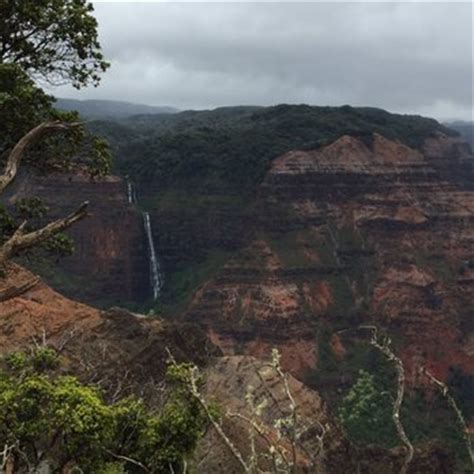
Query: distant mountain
[[445, 121, 473, 148], [54, 98, 179, 119]]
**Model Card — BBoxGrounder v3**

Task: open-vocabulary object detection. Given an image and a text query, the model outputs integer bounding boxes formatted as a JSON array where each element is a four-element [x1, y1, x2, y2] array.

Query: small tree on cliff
[[338, 370, 396, 446], [0, 0, 111, 293]]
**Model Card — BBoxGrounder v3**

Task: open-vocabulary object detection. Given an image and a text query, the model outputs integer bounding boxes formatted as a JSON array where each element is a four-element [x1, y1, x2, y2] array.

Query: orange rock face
[[0, 264, 217, 397], [183, 133, 474, 385]]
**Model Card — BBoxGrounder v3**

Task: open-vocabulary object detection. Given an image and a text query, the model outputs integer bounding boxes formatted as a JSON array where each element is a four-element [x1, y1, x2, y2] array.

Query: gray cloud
[[52, 1, 473, 121]]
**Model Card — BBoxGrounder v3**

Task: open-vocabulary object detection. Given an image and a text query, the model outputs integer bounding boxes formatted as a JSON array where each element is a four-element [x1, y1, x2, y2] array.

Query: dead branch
[[55, 326, 79, 354], [0, 120, 82, 195], [227, 411, 289, 473], [1, 444, 14, 473], [165, 348, 251, 473], [103, 449, 150, 473], [0, 275, 40, 302], [0, 201, 88, 266], [362, 326, 414, 474], [271, 349, 298, 473], [421, 367, 474, 468]]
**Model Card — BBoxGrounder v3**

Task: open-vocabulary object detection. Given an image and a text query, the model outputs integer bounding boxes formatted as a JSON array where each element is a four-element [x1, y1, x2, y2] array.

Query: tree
[[0, 0, 111, 285], [0, 346, 208, 473], [0, 0, 109, 88], [338, 370, 397, 447]]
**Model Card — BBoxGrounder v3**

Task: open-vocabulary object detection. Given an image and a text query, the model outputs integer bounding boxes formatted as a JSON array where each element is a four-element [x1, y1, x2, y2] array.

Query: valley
[[6, 104, 474, 471]]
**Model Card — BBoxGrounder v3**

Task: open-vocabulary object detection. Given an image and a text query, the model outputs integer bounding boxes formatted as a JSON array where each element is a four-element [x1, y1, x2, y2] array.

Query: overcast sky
[[52, 1, 473, 121]]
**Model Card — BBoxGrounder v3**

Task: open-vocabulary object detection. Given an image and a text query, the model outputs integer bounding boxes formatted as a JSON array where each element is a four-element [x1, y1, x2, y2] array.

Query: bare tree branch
[[0, 201, 88, 266], [165, 348, 251, 473], [103, 449, 150, 473], [421, 367, 474, 469], [362, 326, 414, 474], [271, 349, 298, 474], [0, 120, 82, 195]]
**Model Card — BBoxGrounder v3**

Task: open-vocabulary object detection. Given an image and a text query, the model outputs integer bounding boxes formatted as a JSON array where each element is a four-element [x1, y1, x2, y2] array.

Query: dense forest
[[90, 104, 457, 191]]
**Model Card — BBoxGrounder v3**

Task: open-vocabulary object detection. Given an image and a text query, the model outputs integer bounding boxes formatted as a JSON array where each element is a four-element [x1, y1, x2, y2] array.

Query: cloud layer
[[52, 1, 473, 120]]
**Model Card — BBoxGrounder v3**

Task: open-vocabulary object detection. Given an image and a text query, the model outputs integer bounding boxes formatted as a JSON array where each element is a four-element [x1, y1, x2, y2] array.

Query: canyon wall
[[7, 172, 149, 306], [10, 131, 474, 390], [175, 133, 474, 386]]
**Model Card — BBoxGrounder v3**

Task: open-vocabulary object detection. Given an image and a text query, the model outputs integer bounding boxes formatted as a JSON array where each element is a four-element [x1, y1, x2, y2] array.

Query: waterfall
[[126, 179, 164, 300], [127, 181, 133, 204], [127, 181, 137, 205], [143, 211, 164, 300]]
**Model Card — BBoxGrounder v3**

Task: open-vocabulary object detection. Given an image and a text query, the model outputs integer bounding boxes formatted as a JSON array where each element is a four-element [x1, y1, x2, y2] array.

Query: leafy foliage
[[0, 64, 112, 174], [111, 104, 456, 192], [0, 0, 109, 88], [338, 369, 398, 447], [0, 5, 111, 265], [0, 347, 207, 473]]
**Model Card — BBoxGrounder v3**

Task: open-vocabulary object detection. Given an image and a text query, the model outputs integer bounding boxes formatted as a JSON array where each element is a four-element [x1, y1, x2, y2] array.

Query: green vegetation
[[338, 369, 397, 446], [109, 104, 456, 193], [0, 347, 207, 473], [0, 0, 109, 88], [266, 229, 319, 268], [314, 329, 472, 471], [0, 0, 111, 266]]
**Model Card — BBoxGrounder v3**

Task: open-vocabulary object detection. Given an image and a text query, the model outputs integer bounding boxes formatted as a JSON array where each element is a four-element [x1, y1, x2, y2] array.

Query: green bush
[[0, 347, 207, 473], [338, 369, 398, 447]]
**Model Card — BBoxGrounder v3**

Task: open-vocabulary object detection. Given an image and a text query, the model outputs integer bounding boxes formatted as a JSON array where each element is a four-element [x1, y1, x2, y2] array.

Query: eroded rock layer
[[182, 133, 474, 385]]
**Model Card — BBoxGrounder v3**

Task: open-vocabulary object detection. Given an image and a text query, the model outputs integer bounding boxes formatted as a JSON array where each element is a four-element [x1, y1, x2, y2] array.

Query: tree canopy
[[0, 347, 207, 473], [0, 0, 109, 88], [0, 0, 111, 274]]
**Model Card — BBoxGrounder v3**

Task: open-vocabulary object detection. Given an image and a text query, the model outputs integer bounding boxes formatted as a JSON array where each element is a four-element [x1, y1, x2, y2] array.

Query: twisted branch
[[421, 367, 474, 469], [0, 120, 82, 195], [0, 201, 88, 267], [0, 275, 40, 302], [362, 325, 414, 474]]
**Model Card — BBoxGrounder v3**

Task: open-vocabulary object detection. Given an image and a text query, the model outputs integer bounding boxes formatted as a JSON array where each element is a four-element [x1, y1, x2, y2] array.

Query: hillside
[[94, 104, 458, 189]]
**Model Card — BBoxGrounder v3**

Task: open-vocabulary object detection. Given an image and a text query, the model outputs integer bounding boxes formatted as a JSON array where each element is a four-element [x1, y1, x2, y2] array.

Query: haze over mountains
[[447, 121, 474, 148], [57, 96, 473, 145], [55, 97, 178, 120]]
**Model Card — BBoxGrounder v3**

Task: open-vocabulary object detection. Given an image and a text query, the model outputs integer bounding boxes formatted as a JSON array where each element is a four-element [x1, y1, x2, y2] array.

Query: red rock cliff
[[182, 133, 474, 386]]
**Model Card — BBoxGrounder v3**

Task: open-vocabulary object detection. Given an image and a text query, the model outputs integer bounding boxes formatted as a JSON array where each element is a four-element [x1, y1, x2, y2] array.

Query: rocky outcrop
[[0, 264, 217, 398]]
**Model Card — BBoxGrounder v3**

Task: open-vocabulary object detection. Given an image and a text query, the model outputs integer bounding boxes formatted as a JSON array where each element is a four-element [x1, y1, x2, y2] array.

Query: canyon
[[3, 105, 474, 471]]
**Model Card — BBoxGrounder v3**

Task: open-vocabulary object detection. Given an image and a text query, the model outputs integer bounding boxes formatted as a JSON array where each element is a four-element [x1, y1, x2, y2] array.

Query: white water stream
[[127, 180, 164, 300], [143, 211, 164, 300]]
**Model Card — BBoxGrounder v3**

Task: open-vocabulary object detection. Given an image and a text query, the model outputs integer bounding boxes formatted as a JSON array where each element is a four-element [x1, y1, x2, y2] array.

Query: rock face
[[0, 264, 217, 396], [6, 171, 149, 306], [0, 265, 453, 473], [9, 132, 473, 390], [180, 133, 474, 385]]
